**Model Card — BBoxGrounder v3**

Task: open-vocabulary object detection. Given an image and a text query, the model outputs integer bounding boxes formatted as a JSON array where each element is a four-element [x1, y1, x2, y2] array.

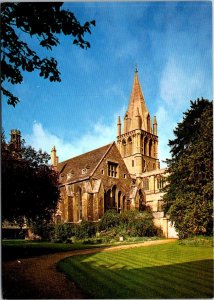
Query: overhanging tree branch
[[1, 2, 96, 107]]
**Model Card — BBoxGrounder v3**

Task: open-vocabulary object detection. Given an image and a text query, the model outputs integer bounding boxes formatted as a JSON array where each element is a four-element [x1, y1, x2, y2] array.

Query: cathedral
[[52, 69, 178, 238]]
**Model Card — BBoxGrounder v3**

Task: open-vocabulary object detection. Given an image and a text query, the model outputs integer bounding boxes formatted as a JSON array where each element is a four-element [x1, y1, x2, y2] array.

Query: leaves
[[1, 2, 96, 106], [163, 99, 213, 238], [2, 138, 60, 225]]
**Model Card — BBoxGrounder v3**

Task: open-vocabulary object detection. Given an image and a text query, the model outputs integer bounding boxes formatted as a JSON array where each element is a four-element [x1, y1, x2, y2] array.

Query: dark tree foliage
[[163, 98, 213, 238], [1, 2, 95, 106], [2, 138, 60, 227]]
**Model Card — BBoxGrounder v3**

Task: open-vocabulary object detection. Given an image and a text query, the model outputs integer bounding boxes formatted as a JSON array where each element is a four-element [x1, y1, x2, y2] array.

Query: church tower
[[117, 68, 160, 175]]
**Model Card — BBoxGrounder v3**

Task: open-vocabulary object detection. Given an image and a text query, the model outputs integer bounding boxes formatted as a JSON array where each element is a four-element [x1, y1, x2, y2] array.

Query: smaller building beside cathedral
[[52, 69, 178, 238]]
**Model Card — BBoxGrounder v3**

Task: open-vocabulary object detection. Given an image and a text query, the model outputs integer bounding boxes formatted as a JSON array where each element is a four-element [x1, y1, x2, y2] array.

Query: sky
[[2, 1, 213, 167]]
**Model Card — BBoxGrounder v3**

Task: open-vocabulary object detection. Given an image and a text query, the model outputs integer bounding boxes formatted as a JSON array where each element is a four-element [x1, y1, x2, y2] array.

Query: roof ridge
[[58, 143, 112, 165]]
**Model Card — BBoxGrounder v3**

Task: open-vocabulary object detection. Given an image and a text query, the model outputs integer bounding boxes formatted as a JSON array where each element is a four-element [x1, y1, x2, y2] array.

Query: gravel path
[[2, 239, 175, 299]]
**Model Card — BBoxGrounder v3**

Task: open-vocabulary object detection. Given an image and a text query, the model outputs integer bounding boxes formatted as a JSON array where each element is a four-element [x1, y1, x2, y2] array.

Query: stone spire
[[125, 69, 149, 132]]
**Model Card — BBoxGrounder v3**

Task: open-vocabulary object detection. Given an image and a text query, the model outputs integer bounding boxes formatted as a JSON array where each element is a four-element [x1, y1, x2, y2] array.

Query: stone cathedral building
[[52, 70, 177, 238]]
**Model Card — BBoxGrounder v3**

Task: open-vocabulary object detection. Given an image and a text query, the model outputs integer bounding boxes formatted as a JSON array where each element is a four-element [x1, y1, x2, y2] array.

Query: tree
[[163, 98, 213, 238], [1, 2, 95, 107], [2, 134, 60, 228]]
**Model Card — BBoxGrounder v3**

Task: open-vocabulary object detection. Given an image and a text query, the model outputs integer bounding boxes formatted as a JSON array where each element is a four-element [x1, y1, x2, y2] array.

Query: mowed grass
[[2, 237, 159, 260], [58, 241, 213, 299], [2, 239, 109, 260]]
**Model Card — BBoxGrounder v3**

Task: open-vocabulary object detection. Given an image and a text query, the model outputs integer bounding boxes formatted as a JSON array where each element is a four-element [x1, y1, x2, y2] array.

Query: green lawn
[[2, 239, 106, 260], [58, 241, 213, 299], [2, 238, 153, 260]]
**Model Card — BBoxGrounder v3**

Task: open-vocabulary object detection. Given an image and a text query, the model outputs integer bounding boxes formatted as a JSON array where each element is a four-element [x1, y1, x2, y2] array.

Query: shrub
[[54, 223, 69, 242], [74, 221, 97, 239], [98, 209, 157, 241], [99, 209, 121, 231], [31, 219, 55, 241], [54, 223, 76, 242], [118, 210, 156, 237], [178, 236, 213, 247]]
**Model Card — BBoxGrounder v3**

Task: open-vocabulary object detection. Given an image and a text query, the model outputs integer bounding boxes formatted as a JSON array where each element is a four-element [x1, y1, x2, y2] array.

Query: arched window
[[147, 114, 150, 132], [122, 139, 126, 157], [104, 189, 111, 211], [111, 185, 116, 208], [127, 137, 132, 156], [77, 187, 82, 221], [118, 191, 122, 213], [149, 140, 153, 157], [68, 196, 73, 222], [122, 196, 126, 211], [144, 137, 148, 155]]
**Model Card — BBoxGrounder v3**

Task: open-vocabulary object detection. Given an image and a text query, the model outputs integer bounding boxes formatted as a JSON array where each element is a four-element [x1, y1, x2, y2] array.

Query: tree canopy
[[2, 133, 60, 227], [163, 98, 213, 238], [1, 2, 95, 107]]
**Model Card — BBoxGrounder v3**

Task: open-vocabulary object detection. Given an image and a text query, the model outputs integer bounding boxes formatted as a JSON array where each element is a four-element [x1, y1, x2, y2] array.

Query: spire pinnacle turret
[[124, 69, 148, 132], [135, 64, 138, 73]]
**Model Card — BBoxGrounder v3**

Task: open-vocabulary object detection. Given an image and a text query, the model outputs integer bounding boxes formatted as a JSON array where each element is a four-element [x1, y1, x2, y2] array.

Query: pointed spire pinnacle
[[125, 68, 149, 132], [153, 116, 158, 135], [135, 64, 138, 73], [117, 116, 122, 136]]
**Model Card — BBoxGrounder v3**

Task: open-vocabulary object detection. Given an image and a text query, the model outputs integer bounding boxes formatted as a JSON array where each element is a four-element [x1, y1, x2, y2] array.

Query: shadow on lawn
[[59, 257, 214, 299]]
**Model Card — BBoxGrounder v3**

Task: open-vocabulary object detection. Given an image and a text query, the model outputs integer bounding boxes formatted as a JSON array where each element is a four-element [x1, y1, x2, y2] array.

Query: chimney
[[10, 129, 21, 150], [51, 146, 58, 168]]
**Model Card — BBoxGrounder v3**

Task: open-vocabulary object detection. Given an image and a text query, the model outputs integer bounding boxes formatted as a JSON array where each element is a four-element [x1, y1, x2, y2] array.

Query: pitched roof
[[57, 143, 113, 185]]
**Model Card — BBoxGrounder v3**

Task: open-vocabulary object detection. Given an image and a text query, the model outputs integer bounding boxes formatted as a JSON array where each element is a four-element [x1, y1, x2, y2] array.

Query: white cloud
[[157, 54, 209, 167], [25, 107, 126, 163], [160, 56, 205, 109]]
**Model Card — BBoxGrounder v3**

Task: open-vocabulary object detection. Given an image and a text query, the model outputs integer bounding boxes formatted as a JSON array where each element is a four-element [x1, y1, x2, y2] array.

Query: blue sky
[[2, 1, 213, 167]]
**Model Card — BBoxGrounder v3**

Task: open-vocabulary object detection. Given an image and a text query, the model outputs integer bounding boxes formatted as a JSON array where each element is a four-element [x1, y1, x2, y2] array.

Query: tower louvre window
[[108, 162, 118, 178]]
